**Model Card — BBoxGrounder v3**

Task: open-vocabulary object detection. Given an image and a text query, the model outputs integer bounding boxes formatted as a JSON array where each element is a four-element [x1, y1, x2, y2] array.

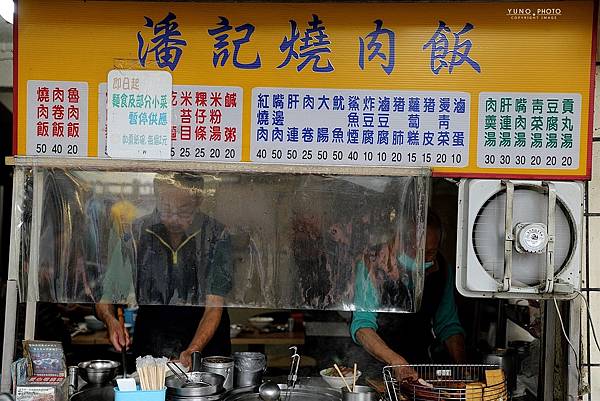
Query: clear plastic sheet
[[14, 166, 428, 312]]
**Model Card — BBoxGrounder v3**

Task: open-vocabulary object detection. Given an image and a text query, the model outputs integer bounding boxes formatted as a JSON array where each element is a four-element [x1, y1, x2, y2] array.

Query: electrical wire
[[576, 290, 600, 352], [553, 298, 580, 375]]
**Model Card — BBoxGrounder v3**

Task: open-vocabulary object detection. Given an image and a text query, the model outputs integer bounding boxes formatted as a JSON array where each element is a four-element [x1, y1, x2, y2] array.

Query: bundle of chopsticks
[[136, 356, 168, 391], [334, 363, 359, 392]]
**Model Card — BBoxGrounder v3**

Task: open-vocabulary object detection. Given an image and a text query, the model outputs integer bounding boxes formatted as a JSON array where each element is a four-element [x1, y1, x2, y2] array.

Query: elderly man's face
[[156, 185, 200, 234]]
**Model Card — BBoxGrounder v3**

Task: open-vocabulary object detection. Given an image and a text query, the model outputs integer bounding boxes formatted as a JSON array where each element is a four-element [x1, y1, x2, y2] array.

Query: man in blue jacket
[[351, 213, 465, 381]]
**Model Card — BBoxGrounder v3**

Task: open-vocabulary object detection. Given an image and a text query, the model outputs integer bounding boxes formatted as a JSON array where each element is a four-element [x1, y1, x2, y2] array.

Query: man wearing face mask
[[350, 211, 465, 381]]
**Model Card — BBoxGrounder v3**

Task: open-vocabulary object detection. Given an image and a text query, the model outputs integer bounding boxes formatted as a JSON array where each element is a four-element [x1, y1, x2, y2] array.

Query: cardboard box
[[16, 377, 67, 401]]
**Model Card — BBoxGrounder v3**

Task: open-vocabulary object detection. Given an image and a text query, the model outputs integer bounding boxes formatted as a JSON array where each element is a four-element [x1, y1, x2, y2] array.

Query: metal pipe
[[24, 168, 44, 339], [1, 168, 25, 392], [5, 156, 431, 177], [501, 180, 514, 292]]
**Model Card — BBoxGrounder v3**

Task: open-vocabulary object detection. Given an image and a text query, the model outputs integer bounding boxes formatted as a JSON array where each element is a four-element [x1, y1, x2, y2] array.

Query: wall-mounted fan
[[456, 180, 583, 299]]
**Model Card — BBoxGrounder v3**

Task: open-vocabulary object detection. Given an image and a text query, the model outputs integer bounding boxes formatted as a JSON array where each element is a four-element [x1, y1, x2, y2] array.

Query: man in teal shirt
[[350, 213, 465, 381]]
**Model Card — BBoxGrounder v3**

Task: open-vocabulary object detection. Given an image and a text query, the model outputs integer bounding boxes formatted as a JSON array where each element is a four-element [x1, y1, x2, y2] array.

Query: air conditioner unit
[[456, 179, 583, 299]]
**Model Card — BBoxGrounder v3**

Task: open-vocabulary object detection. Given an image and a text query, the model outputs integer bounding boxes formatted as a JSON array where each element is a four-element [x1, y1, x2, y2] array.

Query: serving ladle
[[259, 381, 281, 401]]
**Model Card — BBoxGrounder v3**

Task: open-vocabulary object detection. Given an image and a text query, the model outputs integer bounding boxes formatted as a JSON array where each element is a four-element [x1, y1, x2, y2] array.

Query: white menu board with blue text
[[251, 88, 470, 167]]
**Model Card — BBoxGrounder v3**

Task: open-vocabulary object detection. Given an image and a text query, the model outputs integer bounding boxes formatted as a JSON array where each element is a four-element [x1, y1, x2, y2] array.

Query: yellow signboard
[[15, 1, 596, 179]]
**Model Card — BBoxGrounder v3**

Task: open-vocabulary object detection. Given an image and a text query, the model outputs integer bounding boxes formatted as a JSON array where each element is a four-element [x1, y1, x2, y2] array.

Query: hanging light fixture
[[0, 0, 13, 24]]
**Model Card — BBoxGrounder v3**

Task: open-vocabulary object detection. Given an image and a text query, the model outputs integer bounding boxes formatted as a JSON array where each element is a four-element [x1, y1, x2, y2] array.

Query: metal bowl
[[78, 360, 120, 385], [166, 371, 225, 398]]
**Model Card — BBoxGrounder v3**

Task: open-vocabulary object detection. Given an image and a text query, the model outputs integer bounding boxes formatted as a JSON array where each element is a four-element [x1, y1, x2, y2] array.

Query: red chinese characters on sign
[[225, 127, 237, 142], [171, 89, 240, 144], [35, 86, 81, 138]]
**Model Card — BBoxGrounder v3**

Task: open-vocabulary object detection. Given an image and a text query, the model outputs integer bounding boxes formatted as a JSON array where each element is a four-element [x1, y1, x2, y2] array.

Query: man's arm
[[356, 327, 408, 366], [96, 303, 130, 352], [179, 295, 224, 368], [351, 259, 417, 381], [444, 333, 466, 363], [355, 328, 417, 381], [433, 265, 466, 363]]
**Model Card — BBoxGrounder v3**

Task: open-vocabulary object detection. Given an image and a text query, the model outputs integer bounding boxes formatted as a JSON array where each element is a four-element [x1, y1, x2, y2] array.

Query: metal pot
[[234, 352, 267, 388], [166, 371, 226, 398], [167, 391, 225, 401], [69, 387, 115, 401], [222, 384, 342, 401], [202, 356, 234, 391], [341, 386, 379, 401], [483, 348, 517, 392], [235, 370, 264, 388]]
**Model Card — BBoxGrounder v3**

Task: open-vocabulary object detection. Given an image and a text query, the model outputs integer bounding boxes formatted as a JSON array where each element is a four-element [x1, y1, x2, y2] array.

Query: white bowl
[[320, 368, 362, 389], [248, 317, 274, 330]]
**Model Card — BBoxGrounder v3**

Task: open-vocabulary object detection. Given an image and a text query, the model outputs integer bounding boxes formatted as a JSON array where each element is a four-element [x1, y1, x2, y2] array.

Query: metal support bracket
[[500, 180, 514, 292], [1, 168, 25, 392], [541, 181, 556, 294]]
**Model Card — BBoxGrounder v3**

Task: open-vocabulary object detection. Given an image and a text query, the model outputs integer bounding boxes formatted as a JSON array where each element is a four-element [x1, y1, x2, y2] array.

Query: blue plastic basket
[[114, 386, 166, 401]]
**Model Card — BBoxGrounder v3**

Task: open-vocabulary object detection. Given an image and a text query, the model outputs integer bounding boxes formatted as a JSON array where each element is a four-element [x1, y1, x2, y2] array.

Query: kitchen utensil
[[236, 370, 264, 388], [222, 385, 341, 401], [69, 386, 115, 401], [320, 368, 361, 389], [167, 361, 193, 386], [191, 352, 203, 372], [352, 364, 357, 392], [483, 348, 517, 392], [68, 366, 79, 396], [285, 347, 300, 401], [382, 364, 506, 401], [234, 352, 267, 388], [202, 356, 234, 391], [258, 381, 281, 401], [78, 360, 121, 385], [117, 307, 127, 378], [136, 356, 167, 391], [333, 364, 352, 392], [165, 371, 225, 398], [341, 386, 379, 401]]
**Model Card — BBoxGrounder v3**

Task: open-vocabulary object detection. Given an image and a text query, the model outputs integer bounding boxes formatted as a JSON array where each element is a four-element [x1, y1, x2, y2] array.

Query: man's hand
[[389, 355, 418, 382], [356, 328, 419, 382], [179, 348, 197, 369], [96, 304, 131, 352], [182, 295, 224, 367], [393, 364, 419, 382], [106, 317, 131, 352]]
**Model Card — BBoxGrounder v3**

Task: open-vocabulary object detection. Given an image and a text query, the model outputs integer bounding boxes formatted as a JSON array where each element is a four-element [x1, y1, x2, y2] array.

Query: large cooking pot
[[69, 386, 114, 401], [222, 384, 341, 401], [483, 348, 517, 392], [166, 371, 226, 398]]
